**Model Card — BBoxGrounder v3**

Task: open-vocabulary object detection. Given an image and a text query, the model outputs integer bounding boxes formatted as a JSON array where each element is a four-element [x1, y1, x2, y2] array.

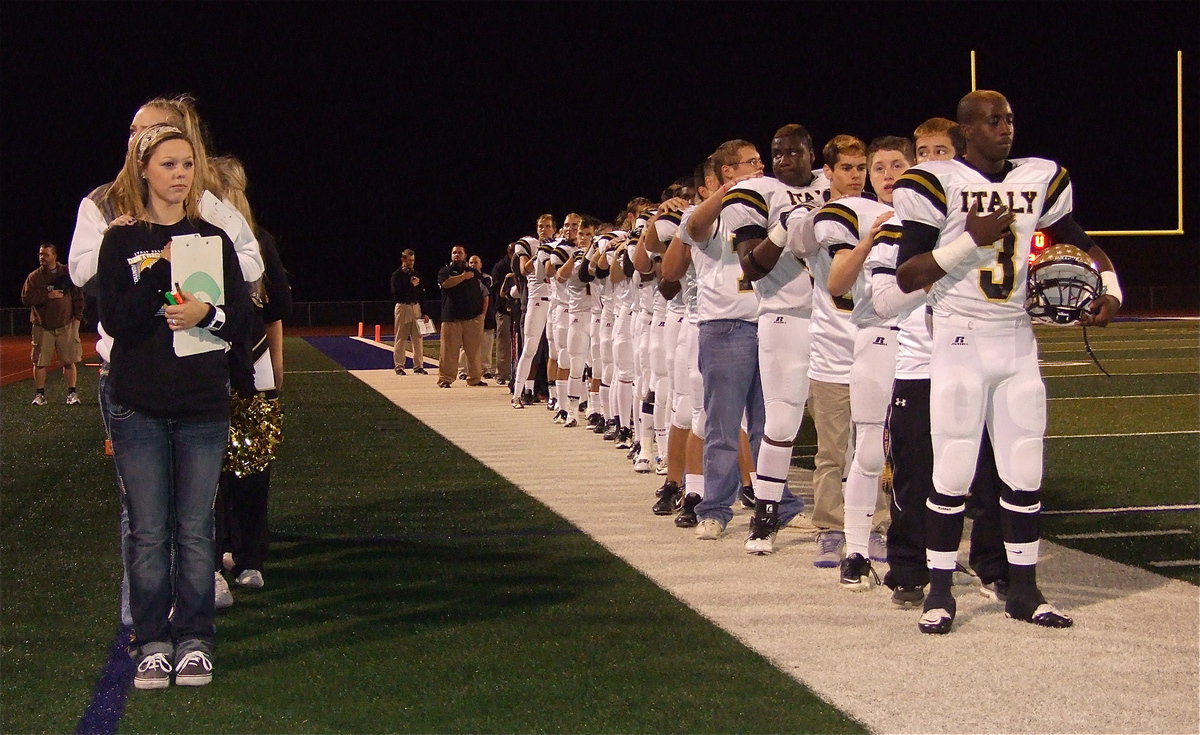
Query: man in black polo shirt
[[390, 249, 427, 375], [437, 245, 488, 388]]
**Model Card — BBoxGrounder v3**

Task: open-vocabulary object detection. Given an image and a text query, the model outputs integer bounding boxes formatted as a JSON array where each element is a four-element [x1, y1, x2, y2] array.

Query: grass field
[[1, 340, 863, 734], [1, 318, 1195, 733]]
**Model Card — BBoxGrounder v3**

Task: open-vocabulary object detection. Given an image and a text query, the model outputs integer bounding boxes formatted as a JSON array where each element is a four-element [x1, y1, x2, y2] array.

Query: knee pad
[[931, 438, 980, 497], [850, 423, 885, 477], [763, 400, 804, 443], [672, 393, 692, 430], [691, 407, 706, 438], [998, 436, 1043, 492]]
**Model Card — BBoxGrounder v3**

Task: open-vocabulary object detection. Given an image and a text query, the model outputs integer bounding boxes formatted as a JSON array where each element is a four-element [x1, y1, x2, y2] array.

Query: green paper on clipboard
[[170, 234, 227, 357]]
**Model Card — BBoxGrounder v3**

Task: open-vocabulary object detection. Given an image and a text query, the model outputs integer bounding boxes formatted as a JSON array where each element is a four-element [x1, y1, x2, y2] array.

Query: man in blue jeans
[[681, 138, 804, 542]]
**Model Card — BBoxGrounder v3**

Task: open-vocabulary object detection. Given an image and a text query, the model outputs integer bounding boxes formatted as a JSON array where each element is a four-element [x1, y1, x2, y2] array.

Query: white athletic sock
[[616, 381, 634, 428], [589, 390, 600, 416], [1005, 540, 1039, 566], [844, 469, 879, 557], [753, 442, 791, 502], [598, 385, 610, 420], [684, 473, 705, 500]]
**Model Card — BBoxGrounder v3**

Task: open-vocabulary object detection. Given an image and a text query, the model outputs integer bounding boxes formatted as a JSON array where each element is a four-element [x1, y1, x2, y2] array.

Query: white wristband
[[1100, 270, 1123, 305], [767, 221, 787, 247], [931, 231, 978, 273]]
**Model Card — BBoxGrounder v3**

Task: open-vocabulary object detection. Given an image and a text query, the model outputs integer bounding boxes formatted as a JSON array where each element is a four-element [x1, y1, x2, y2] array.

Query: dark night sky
[[2, 0, 1197, 308]]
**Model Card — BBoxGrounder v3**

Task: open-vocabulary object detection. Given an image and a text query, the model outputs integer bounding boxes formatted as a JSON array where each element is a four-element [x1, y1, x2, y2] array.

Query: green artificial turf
[[2, 340, 866, 734]]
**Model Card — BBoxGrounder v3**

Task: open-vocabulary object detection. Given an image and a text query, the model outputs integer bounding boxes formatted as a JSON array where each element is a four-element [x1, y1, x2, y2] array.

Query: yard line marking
[[1149, 559, 1200, 568], [1054, 529, 1191, 540], [1039, 341, 1200, 351], [1047, 430, 1199, 439], [1044, 370, 1200, 377], [1044, 504, 1200, 515], [1048, 393, 1199, 401]]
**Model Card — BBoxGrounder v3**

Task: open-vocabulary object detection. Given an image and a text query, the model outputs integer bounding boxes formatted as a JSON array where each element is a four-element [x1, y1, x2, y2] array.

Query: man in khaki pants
[[391, 249, 427, 375], [436, 245, 488, 388]]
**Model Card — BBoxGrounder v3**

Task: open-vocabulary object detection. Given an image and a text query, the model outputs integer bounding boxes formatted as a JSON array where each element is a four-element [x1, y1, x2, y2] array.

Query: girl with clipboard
[[96, 123, 253, 690]]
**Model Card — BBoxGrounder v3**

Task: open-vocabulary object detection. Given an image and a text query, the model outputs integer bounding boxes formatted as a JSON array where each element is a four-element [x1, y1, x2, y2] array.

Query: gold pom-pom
[[224, 394, 283, 477]]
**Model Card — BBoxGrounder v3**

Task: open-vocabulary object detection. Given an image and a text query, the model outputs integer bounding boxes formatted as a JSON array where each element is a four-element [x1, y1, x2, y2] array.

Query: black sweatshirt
[[97, 218, 253, 420]]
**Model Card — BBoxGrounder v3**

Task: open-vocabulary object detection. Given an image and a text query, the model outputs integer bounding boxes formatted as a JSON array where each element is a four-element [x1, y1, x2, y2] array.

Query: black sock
[[36, 388, 45, 395]]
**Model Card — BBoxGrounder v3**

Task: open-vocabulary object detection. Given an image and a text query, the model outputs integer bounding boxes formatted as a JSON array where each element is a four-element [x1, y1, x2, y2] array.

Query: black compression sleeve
[[896, 220, 940, 268], [1043, 214, 1098, 252]]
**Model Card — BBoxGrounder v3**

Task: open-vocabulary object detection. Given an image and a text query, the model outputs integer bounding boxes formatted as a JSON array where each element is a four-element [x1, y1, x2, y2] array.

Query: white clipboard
[[170, 234, 227, 357]]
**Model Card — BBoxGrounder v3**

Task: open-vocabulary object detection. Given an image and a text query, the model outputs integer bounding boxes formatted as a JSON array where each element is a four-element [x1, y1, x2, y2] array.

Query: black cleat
[[587, 413, 603, 428], [1005, 589, 1073, 628], [744, 500, 779, 555], [603, 420, 619, 441], [918, 594, 957, 634], [652, 481, 682, 516], [839, 553, 877, 591], [674, 493, 700, 528], [890, 585, 925, 608], [626, 441, 641, 461], [739, 484, 756, 509]]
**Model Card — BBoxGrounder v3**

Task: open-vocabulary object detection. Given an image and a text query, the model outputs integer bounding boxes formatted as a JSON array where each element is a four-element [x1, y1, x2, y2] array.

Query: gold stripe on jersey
[[814, 202, 860, 241], [659, 211, 683, 225], [895, 170, 947, 216], [875, 226, 904, 242], [721, 190, 769, 219], [1043, 164, 1071, 212]]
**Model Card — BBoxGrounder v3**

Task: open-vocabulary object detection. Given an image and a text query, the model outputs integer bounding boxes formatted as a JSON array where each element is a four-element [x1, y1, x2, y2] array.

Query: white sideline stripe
[[1048, 393, 1199, 401], [1054, 529, 1191, 540], [1047, 430, 1199, 439], [1044, 504, 1200, 515], [348, 336, 441, 365], [1150, 559, 1200, 568], [351, 369, 1200, 735]]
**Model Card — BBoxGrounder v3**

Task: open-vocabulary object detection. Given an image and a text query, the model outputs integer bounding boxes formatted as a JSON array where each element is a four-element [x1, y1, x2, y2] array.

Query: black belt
[[538, 297, 550, 302]]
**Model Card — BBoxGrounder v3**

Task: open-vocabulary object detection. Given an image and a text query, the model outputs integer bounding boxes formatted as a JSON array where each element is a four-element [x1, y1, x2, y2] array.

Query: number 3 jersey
[[893, 156, 1073, 320]]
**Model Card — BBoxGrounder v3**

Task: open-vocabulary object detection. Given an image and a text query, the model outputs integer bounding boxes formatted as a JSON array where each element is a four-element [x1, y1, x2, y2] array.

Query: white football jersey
[[810, 197, 891, 382], [753, 172, 829, 318], [816, 198, 899, 329], [893, 157, 1073, 320], [681, 199, 755, 322]]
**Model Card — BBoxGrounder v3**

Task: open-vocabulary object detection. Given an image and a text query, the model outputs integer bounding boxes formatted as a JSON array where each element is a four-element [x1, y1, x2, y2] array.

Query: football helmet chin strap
[[1025, 244, 1112, 377]]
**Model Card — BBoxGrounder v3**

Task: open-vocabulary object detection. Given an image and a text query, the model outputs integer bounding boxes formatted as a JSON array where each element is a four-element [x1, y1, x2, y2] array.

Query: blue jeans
[[106, 381, 227, 657], [98, 364, 133, 628], [696, 319, 802, 526]]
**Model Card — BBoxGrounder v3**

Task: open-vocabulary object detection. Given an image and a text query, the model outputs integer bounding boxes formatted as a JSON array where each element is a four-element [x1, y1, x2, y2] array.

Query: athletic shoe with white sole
[[214, 572, 233, 609], [654, 457, 667, 476], [918, 595, 957, 634], [222, 552, 235, 571], [744, 501, 779, 555], [615, 428, 634, 449], [31, 394, 46, 406], [813, 530, 845, 568], [563, 416, 578, 428], [695, 518, 725, 540], [134, 652, 172, 689], [66, 392, 81, 405], [1005, 589, 1073, 628], [839, 553, 877, 591], [235, 569, 264, 588], [633, 457, 652, 473], [174, 650, 213, 686]]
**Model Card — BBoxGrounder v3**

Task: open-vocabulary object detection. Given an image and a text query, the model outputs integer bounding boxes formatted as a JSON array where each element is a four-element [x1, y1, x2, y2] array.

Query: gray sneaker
[[134, 652, 172, 690], [813, 531, 845, 568], [868, 531, 887, 562], [174, 650, 213, 686], [214, 572, 233, 609]]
